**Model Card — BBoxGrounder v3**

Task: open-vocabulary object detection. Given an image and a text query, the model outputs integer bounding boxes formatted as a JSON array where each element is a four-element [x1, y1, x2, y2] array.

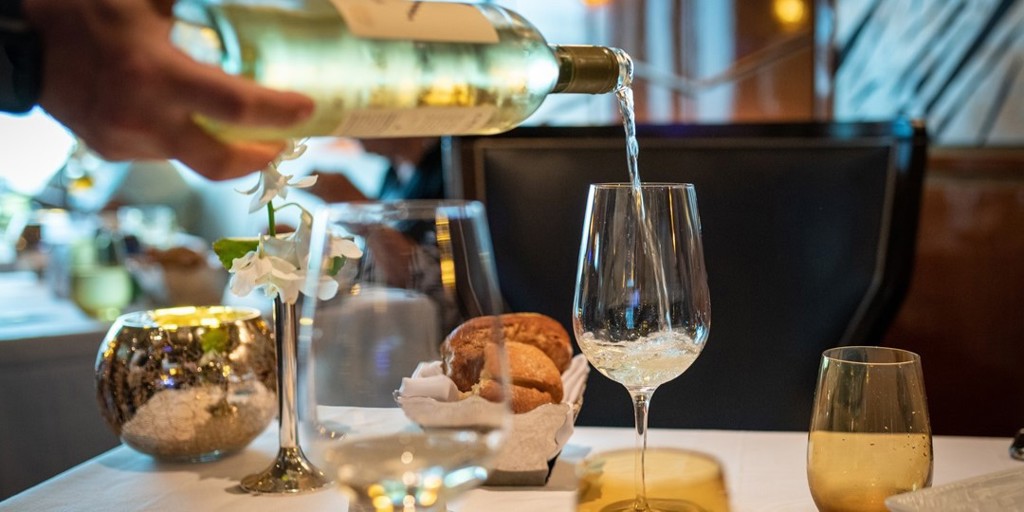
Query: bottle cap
[[552, 45, 633, 94]]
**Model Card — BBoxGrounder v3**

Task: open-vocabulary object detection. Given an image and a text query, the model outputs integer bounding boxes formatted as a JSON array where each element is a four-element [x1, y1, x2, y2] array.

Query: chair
[[446, 119, 927, 431]]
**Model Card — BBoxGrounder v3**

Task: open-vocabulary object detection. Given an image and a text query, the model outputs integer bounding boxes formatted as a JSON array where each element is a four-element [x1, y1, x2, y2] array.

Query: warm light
[[150, 306, 259, 327], [435, 213, 455, 289], [773, 0, 807, 27], [581, 0, 613, 7]]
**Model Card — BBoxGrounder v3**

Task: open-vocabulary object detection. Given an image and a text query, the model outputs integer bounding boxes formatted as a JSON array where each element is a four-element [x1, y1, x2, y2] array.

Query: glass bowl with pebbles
[[95, 306, 277, 462]]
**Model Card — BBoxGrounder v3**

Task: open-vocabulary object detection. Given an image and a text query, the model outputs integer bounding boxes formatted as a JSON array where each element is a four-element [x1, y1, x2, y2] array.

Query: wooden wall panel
[[885, 149, 1024, 437]]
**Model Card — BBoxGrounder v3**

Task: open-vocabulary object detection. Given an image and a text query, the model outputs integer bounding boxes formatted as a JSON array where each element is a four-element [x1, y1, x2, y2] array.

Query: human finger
[[168, 59, 315, 130], [169, 123, 287, 180]]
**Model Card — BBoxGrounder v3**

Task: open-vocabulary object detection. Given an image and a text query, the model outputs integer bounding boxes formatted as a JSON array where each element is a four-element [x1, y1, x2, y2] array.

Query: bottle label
[[333, 0, 499, 43], [334, 107, 497, 137]]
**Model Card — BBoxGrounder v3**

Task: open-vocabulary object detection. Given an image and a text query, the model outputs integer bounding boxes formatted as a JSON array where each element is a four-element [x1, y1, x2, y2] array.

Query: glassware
[[95, 306, 277, 461], [298, 200, 510, 511], [573, 183, 711, 512], [69, 227, 133, 321], [171, 0, 631, 140], [807, 346, 933, 512], [577, 448, 730, 512]]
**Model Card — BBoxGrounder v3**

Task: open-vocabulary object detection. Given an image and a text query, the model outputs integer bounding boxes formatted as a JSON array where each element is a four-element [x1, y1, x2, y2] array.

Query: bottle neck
[[551, 45, 633, 94]]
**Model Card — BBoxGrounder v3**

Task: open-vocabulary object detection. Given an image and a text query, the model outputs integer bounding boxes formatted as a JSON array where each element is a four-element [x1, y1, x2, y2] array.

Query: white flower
[[228, 250, 269, 297], [220, 138, 362, 304], [263, 232, 302, 270], [303, 235, 363, 300], [237, 140, 317, 213], [262, 254, 305, 304], [330, 236, 363, 259], [227, 241, 307, 304]]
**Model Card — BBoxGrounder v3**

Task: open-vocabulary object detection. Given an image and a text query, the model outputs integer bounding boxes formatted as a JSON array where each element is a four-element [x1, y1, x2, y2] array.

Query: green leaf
[[212, 238, 259, 270], [200, 327, 230, 354], [327, 256, 346, 277]]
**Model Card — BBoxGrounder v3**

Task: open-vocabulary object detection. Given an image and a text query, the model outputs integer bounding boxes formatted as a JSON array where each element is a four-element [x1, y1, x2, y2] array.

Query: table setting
[[3, 140, 1023, 511]]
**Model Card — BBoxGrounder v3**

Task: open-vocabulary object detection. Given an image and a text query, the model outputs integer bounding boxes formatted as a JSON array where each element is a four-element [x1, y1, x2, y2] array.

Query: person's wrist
[[0, 0, 42, 113]]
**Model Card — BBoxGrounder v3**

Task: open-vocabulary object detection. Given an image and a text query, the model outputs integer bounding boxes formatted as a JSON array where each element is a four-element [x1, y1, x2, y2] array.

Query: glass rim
[[324, 199, 485, 219], [116, 305, 263, 328], [590, 182, 696, 190], [325, 198, 483, 209], [822, 345, 921, 366]]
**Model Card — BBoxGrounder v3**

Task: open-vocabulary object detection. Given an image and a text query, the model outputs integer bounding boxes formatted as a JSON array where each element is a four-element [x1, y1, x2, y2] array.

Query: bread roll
[[441, 313, 572, 413], [441, 316, 495, 392], [478, 379, 555, 415], [497, 313, 574, 373], [483, 341, 563, 403]]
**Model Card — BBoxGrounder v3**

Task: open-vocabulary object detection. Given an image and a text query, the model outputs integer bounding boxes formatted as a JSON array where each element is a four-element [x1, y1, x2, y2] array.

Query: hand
[[23, 0, 315, 181]]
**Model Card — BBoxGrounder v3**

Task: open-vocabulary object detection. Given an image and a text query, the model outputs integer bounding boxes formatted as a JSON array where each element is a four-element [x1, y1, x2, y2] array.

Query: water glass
[[807, 346, 932, 512], [298, 200, 510, 511]]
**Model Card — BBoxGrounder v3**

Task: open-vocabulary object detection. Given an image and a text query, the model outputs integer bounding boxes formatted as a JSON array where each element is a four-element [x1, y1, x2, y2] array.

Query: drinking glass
[[577, 448, 729, 512], [807, 346, 932, 512], [573, 183, 711, 512], [298, 200, 510, 511], [69, 228, 133, 321]]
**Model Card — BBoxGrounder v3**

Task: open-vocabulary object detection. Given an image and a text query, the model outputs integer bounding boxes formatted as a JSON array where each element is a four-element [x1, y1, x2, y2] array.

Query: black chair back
[[447, 120, 927, 430]]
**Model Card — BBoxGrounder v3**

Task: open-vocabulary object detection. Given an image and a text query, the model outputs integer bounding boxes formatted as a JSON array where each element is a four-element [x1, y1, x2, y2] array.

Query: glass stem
[[629, 388, 654, 511]]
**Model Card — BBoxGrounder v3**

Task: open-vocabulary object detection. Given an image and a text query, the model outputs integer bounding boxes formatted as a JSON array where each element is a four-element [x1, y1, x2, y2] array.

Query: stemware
[[573, 183, 710, 511], [298, 200, 510, 511], [807, 346, 932, 512]]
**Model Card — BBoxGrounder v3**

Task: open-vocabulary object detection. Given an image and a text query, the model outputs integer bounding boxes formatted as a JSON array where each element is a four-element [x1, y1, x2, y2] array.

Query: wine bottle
[[172, 0, 633, 140]]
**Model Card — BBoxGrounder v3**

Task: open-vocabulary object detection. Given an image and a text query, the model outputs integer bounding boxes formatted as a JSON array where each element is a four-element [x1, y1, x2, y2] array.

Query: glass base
[[576, 448, 729, 512], [240, 447, 331, 494], [599, 498, 709, 512]]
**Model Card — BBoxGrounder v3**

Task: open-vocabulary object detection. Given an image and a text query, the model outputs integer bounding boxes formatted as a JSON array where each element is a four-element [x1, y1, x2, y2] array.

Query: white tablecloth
[[1, 425, 1019, 512]]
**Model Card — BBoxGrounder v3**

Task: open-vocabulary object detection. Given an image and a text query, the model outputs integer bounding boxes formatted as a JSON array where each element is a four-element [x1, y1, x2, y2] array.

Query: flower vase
[[239, 297, 330, 494]]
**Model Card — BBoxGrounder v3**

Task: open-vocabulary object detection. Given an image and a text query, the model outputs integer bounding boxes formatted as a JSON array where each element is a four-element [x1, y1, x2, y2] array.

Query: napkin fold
[[399, 361, 461, 402]]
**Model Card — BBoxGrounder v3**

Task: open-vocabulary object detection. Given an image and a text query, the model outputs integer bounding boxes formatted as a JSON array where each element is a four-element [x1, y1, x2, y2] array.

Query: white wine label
[[333, 0, 499, 43], [334, 107, 497, 137]]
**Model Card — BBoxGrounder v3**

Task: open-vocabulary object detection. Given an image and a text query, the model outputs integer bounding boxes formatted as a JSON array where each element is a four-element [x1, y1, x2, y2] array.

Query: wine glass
[[807, 346, 932, 512], [298, 200, 510, 511], [573, 183, 711, 512]]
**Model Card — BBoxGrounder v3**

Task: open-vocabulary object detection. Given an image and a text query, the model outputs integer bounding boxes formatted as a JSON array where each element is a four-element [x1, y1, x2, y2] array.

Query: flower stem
[[267, 203, 276, 237]]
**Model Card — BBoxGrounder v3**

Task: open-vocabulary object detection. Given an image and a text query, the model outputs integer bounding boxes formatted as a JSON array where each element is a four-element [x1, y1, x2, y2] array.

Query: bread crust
[[485, 342, 563, 404], [441, 316, 497, 392], [442, 313, 572, 413], [479, 379, 555, 414], [497, 313, 574, 373]]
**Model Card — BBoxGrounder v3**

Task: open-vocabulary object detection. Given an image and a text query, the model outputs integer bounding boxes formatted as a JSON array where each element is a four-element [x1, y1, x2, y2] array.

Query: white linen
[[1, 426, 1020, 512]]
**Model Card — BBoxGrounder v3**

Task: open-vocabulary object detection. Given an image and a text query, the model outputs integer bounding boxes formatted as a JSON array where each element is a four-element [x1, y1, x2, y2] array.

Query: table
[[0, 271, 118, 499], [1, 425, 1019, 512]]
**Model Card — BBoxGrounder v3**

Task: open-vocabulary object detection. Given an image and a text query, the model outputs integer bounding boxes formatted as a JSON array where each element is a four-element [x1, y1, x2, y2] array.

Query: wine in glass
[[807, 346, 932, 512], [299, 200, 510, 511], [69, 229, 133, 321], [573, 183, 711, 511]]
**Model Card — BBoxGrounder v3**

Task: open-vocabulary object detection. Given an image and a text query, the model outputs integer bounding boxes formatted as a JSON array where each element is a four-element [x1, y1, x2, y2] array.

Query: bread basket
[[397, 355, 589, 485]]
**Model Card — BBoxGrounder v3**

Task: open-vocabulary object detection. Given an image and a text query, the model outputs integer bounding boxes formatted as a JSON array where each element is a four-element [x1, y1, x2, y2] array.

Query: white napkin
[[398, 361, 461, 402], [396, 355, 590, 485]]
